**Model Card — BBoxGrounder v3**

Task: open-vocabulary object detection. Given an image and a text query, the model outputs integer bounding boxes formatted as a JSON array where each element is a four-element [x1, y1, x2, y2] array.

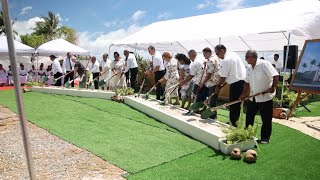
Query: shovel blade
[[98, 80, 106, 87], [189, 102, 204, 111], [200, 108, 215, 119], [64, 81, 71, 88]]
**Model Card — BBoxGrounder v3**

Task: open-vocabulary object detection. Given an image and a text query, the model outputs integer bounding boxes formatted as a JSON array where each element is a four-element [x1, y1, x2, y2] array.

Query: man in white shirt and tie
[[214, 44, 246, 127], [146, 45, 165, 100], [50, 55, 63, 86], [88, 56, 100, 89], [63, 52, 75, 87], [123, 50, 138, 91], [240, 50, 279, 144]]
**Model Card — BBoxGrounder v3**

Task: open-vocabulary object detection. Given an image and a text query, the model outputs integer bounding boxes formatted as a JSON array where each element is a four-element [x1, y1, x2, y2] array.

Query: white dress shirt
[[269, 59, 283, 72], [52, 58, 63, 74], [152, 51, 165, 71], [62, 57, 74, 73], [100, 59, 111, 71], [189, 56, 204, 85], [89, 60, 100, 73], [124, 53, 138, 73], [219, 51, 246, 84], [245, 59, 279, 102]]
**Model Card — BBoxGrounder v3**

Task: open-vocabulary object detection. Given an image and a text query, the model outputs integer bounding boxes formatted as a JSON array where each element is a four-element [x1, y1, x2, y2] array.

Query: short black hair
[[114, 52, 120, 57], [202, 47, 212, 53], [246, 50, 258, 59], [148, 45, 155, 51], [214, 44, 227, 51], [274, 54, 279, 58], [175, 53, 191, 65]]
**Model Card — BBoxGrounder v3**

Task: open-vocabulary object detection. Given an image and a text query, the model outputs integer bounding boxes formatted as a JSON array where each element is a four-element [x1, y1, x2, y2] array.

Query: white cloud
[[104, 20, 118, 28], [65, 18, 70, 22], [216, 0, 245, 11], [157, 12, 172, 20], [19, 6, 32, 15], [13, 17, 44, 35], [196, 1, 215, 10], [130, 10, 146, 22], [78, 25, 143, 57]]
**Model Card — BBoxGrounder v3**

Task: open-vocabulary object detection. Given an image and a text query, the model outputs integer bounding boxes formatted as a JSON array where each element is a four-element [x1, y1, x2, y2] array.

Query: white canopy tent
[[113, 0, 320, 53], [36, 38, 90, 56], [0, 36, 35, 55]]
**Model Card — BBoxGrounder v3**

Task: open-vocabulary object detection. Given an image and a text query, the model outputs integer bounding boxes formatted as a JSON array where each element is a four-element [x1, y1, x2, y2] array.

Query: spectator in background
[[110, 52, 126, 90], [38, 63, 46, 82], [88, 56, 100, 89], [28, 65, 36, 82], [270, 54, 283, 73], [7, 65, 13, 85], [19, 63, 28, 85], [0, 64, 7, 86]]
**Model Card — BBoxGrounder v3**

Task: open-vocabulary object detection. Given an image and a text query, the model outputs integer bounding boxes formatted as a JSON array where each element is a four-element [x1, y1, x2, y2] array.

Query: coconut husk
[[230, 148, 242, 159], [244, 149, 257, 163]]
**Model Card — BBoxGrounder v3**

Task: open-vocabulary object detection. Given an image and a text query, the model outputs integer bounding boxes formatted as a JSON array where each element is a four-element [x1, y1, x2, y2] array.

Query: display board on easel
[[288, 39, 320, 118]]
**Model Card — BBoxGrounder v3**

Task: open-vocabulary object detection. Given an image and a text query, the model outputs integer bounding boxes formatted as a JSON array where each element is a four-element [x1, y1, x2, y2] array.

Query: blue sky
[[4, 0, 283, 56]]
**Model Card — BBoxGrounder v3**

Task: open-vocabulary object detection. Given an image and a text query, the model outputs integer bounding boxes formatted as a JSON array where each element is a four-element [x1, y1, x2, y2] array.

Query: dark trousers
[[196, 85, 207, 102], [125, 71, 130, 84], [93, 72, 99, 89], [246, 99, 273, 140], [154, 70, 165, 100], [54, 72, 62, 86], [129, 67, 138, 91], [229, 80, 244, 126], [64, 71, 74, 87], [196, 86, 218, 119]]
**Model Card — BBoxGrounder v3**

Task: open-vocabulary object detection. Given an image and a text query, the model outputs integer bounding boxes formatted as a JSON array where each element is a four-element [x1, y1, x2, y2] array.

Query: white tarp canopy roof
[[114, 0, 320, 53], [36, 38, 90, 56], [0, 36, 35, 55]]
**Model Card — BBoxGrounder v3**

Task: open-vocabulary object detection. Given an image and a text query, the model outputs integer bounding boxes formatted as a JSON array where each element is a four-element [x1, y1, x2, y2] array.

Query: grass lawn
[[294, 94, 320, 117], [0, 90, 319, 179]]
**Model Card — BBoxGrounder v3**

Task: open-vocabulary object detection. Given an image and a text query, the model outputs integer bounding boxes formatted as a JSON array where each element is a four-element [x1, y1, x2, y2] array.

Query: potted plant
[[219, 103, 259, 154]]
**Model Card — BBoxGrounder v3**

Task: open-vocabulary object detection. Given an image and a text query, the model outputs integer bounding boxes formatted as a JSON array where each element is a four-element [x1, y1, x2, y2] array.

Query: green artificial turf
[[293, 95, 320, 117], [128, 122, 320, 180], [1, 90, 319, 180], [0, 90, 206, 173]]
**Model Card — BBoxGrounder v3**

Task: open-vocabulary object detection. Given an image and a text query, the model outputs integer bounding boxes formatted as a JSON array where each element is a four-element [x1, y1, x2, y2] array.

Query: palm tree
[[301, 63, 307, 79], [33, 11, 60, 41], [0, 11, 18, 37], [307, 59, 317, 79], [316, 61, 320, 81]]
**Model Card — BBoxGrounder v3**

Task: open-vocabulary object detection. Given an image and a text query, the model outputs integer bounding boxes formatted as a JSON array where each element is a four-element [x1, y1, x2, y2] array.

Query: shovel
[[64, 75, 80, 88], [136, 76, 146, 98], [200, 91, 268, 119], [161, 83, 180, 105], [98, 72, 119, 87], [53, 71, 73, 84], [145, 81, 161, 100]]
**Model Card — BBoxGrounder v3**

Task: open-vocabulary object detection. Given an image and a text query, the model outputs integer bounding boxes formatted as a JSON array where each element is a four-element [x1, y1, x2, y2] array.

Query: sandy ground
[[0, 105, 126, 180], [273, 116, 320, 140]]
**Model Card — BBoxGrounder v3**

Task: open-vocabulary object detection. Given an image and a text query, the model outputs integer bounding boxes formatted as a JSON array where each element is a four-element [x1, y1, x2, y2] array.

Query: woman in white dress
[[0, 64, 7, 86], [37, 63, 46, 82], [28, 65, 37, 82], [175, 53, 193, 109], [109, 52, 126, 90], [19, 63, 28, 85], [158, 52, 180, 105]]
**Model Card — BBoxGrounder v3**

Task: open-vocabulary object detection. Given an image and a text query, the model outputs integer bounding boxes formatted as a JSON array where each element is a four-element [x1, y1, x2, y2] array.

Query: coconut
[[244, 149, 257, 163], [230, 148, 242, 159]]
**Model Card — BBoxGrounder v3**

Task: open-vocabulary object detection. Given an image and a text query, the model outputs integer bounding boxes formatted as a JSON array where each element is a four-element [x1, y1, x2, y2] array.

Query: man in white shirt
[[198, 47, 220, 119], [181, 49, 204, 97], [270, 54, 283, 73], [63, 52, 75, 87], [147, 45, 165, 100], [50, 55, 63, 86], [240, 50, 279, 144], [99, 53, 111, 90], [124, 50, 138, 91], [214, 44, 246, 127], [88, 56, 100, 89]]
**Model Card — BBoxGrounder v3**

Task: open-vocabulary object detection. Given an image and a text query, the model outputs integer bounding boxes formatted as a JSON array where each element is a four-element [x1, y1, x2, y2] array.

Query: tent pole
[[36, 53, 38, 82], [108, 44, 113, 57], [239, 36, 251, 49], [1, 0, 36, 179], [176, 41, 188, 53], [219, 37, 221, 44], [280, 32, 291, 107], [205, 39, 215, 49]]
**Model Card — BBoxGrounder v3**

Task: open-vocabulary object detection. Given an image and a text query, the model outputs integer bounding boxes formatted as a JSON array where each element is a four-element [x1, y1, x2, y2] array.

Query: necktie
[[69, 59, 72, 71]]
